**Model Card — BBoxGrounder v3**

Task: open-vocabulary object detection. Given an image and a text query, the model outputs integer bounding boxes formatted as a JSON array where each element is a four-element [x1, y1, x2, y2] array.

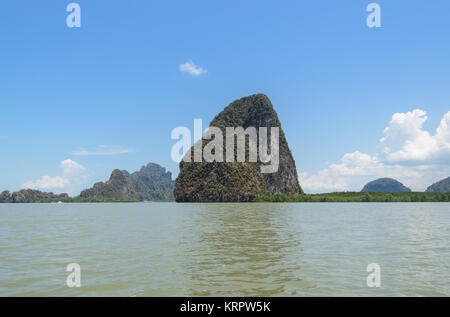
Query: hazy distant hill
[[361, 178, 412, 193], [80, 163, 175, 201], [426, 177, 450, 193]]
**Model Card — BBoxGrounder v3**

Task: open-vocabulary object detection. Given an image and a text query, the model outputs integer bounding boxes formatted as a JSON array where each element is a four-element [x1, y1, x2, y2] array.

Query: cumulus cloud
[[22, 159, 86, 192], [179, 61, 207, 76], [300, 110, 450, 193], [380, 109, 450, 163], [70, 145, 135, 156], [22, 176, 69, 190], [61, 159, 85, 175]]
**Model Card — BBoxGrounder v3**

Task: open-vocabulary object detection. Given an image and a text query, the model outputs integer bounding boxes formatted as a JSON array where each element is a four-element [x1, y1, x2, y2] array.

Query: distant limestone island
[[1, 94, 449, 203], [361, 178, 412, 193], [0, 163, 175, 203], [361, 177, 450, 194], [80, 163, 175, 201], [0, 190, 69, 203]]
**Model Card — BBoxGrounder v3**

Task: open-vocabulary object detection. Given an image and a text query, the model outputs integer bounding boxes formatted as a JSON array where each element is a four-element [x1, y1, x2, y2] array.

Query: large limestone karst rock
[[174, 94, 302, 202]]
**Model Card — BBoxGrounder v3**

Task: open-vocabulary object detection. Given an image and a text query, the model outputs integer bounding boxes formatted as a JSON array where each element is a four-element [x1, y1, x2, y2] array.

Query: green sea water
[[0, 203, 449, 296]]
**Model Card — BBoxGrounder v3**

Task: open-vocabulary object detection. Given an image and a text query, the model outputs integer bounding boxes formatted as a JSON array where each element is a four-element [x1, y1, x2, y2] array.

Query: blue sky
[[1, 0, 449, 194]]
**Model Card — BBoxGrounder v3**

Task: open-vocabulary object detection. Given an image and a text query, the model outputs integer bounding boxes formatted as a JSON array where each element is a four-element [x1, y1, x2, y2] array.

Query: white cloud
[[179, 61, 207, 76], [22, 159, 86, 192], [300, 110, 450, 193], [61, 159, 85, 175], [379, 109, 450, 163], [70, 145, 135, 156], [22, 176, 69, 190]]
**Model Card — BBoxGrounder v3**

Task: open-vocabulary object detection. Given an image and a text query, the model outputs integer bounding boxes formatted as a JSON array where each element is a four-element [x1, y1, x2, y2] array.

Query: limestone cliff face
[[174, 94, 302, 202]]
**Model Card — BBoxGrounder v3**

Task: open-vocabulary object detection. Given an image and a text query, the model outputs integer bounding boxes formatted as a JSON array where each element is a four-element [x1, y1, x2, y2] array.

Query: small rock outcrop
[[361, 178, 412, 193], [174, 94, 302, 202]]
